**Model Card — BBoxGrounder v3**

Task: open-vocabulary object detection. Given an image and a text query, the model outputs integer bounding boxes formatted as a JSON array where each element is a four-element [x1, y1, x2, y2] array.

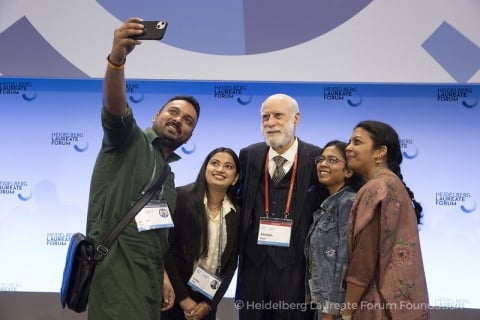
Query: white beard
[[263, 122, 295, 150]]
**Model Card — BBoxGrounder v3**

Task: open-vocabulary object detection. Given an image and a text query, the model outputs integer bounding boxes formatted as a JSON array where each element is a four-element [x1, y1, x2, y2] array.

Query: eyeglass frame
[[314, 155, 345, 166]]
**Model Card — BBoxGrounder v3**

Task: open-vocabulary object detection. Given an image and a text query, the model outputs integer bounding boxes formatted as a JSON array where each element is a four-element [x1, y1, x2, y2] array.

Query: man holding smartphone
[[85, 18, 201, 320]]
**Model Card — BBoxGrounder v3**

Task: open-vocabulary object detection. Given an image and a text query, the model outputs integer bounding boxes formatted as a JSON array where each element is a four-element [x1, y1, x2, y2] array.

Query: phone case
[[133, 20, 168, 40]]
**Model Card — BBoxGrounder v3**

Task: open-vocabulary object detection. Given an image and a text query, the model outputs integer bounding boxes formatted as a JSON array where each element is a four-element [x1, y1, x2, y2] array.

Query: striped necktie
[[272, 156, 287, 184]]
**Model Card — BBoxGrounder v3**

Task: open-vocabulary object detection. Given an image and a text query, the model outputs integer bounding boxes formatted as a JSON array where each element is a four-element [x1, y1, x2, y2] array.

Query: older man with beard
[[235, 93, 326, 320]]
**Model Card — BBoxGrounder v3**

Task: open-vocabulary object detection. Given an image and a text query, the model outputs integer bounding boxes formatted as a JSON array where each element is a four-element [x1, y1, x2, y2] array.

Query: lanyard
[[264, 152, 298, 218], [216, 206, 224, 274], [206, 205, 224, 274]]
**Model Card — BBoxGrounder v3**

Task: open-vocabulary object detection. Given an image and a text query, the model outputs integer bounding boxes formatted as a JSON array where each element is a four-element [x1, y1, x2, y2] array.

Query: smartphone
[[133, 20, 168, 40]]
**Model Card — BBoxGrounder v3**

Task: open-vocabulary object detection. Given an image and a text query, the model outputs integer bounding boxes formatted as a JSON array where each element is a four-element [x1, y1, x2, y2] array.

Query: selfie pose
[[86, 18, 201, 320], [162, 147, 240, 320], [235, 94, 325, 320], [305, 140, 364, 320], [342, 120, 430, 320]]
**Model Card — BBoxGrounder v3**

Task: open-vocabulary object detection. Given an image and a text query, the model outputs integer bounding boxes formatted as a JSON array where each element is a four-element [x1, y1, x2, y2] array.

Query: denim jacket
[[305, 186, 357, 314]]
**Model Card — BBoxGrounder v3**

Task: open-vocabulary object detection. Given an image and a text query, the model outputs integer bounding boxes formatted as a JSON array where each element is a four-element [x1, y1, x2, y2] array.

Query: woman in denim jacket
[[305, 140, 365, 320]]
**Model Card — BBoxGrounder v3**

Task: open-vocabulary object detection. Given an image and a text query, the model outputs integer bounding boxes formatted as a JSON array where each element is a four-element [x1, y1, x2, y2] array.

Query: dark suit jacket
[[236, 139, 323, 269], [164, 184, 240, 310]]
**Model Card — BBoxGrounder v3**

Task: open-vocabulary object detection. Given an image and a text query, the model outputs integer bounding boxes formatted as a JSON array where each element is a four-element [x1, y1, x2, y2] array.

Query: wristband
[[106, 54, 125, 70]]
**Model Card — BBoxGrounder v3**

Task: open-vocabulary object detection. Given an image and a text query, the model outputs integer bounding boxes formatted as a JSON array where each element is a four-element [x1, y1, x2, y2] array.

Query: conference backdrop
[[0, 0, 479, 83], [1, 0, 479, 314], [0, 77, 478, 311]]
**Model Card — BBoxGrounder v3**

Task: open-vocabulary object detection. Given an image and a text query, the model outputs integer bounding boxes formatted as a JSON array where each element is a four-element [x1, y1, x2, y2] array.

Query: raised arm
[[103, 17, 145, 116]]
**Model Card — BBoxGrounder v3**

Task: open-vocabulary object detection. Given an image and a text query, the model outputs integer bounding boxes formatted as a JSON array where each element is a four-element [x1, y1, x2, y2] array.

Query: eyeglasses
[[314, 155, 345, 165]]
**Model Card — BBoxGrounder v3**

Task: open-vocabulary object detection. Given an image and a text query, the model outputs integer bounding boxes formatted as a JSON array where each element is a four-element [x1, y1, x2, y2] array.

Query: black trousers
[[236, 255, 313, 320]]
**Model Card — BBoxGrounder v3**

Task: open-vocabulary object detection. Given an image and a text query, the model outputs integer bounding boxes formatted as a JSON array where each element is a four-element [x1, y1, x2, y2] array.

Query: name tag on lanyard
[[188, 264, 224, 300], [257, 217, 293, 247], [259, 152, 298, 247], [135, 200, 174, 232]]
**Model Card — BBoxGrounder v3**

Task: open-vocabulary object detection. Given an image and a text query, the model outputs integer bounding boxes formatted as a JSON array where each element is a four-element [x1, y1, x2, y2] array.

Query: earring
[[375, 156, 381, 166]]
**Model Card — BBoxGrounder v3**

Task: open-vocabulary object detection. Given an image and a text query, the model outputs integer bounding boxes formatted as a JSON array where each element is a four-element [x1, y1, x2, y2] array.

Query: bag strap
[[92, 163, 171, 262]]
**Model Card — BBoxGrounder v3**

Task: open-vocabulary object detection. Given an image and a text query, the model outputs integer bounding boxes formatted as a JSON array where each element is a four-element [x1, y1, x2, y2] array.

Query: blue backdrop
[[0, 77, 478, 310]]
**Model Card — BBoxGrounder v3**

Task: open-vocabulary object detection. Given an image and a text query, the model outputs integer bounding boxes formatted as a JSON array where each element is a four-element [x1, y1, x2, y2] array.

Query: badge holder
[[188, 264, 224, 300]]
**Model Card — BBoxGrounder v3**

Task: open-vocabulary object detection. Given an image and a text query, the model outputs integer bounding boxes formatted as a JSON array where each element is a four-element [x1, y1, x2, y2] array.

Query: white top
[[199, 195, 235, 273]]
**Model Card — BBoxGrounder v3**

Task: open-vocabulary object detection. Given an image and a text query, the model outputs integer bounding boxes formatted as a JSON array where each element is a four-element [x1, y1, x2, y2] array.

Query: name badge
[[188, 265, 223, 300], [257, 217, 292, 247], [135, 200, 173, 232]]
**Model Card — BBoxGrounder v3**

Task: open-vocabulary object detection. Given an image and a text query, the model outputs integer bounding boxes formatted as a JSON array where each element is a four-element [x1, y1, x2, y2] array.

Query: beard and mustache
[[262, 121, 295, 150]]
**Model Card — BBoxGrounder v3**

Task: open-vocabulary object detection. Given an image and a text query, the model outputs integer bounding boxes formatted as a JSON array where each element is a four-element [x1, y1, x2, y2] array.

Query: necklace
[[207, 203, 222, 211]]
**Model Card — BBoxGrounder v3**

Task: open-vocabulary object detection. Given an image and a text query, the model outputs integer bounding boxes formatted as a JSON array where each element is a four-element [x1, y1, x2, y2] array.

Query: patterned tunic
[[346, 172, 430, 320]]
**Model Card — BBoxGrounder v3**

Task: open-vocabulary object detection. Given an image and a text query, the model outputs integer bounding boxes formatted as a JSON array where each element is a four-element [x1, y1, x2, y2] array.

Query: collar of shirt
[[145, 127, 181, 163], [202, 194, 236, 218], [268, 137, 298, 176], [200, 194, 234, 272]]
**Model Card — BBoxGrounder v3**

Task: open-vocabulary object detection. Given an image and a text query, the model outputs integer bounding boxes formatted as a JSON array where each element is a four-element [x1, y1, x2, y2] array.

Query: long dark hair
[[354, 120, 423, 224], [184, 147, 240, 261], [322, 140, 365, 192]]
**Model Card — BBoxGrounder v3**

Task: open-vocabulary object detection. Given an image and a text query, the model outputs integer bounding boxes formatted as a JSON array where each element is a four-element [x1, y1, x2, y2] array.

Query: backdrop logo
[[51, 132, 88, 152], [0, 180, 30, 200], [435, 191, 476, 214], [213, 85, 251, 105], [0, 81, 35, 101], [181, 142, 196, 155], [400, 138, 418, 159], [462, 96, 478, 109], [127, 82, 144, 103], [0, 282, 22, 292], [437, 87, 477, 108], [433, 297, 471, 309], [323, 87, 362, 107], [46, 232, 73, 246]]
